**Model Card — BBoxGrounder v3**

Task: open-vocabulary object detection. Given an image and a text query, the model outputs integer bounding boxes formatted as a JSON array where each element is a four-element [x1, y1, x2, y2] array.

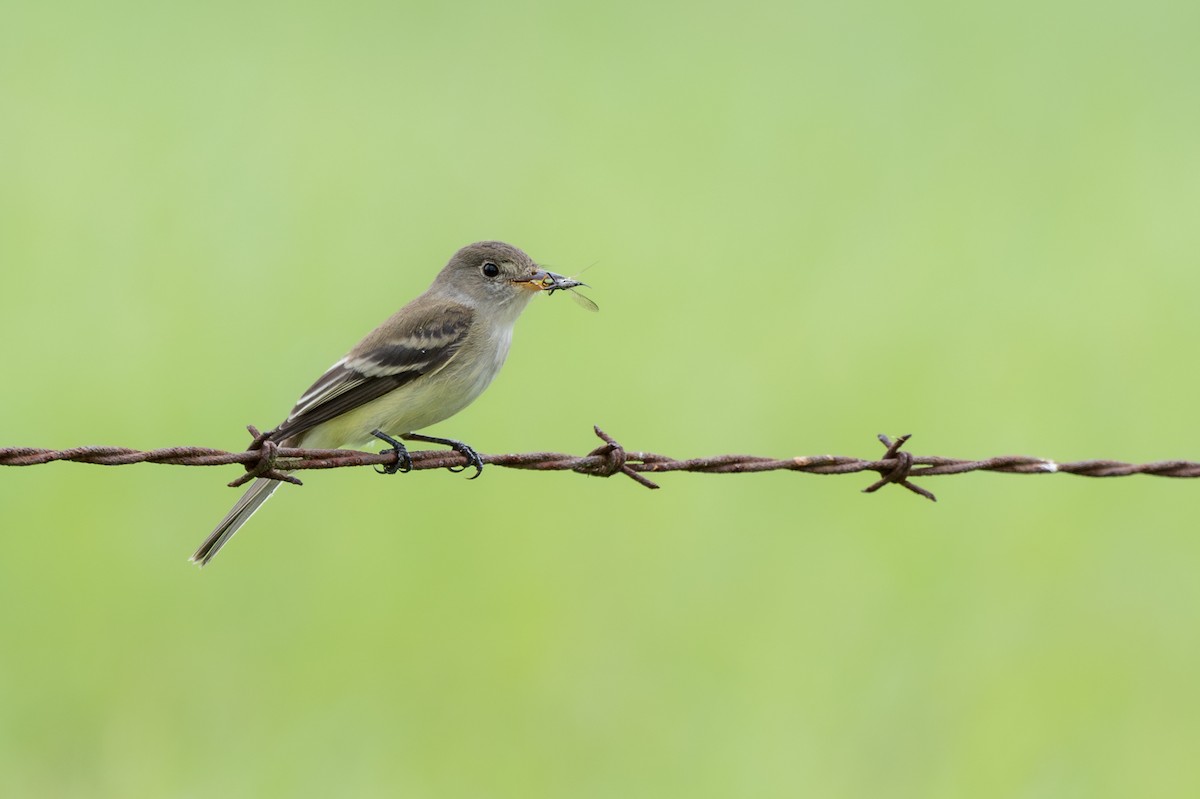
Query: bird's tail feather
[[190, 477, 281, 566]]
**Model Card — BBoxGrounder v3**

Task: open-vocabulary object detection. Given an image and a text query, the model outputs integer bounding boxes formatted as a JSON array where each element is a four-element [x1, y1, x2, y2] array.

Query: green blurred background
[[3, 0, 1199, 795]]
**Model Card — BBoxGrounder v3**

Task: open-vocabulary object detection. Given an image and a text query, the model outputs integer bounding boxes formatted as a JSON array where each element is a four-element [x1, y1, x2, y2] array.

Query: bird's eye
[[481, 261, 500, 278]]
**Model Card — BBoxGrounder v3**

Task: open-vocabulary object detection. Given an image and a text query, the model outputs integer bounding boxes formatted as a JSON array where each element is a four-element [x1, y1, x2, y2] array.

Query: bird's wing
[[269, 301, 474, 444]]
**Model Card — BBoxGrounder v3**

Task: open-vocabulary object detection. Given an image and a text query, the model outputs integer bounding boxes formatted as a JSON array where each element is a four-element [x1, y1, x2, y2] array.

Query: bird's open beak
[[513, 269, 586, 292]]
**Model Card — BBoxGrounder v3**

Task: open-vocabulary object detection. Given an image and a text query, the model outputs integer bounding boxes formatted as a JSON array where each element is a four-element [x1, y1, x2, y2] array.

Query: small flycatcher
[[192, 241, 583, 566]]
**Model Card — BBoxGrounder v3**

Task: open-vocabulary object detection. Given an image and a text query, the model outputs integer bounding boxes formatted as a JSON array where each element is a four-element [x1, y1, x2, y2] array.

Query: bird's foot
[[371, 429, 412, 475], [404, 433, 485, 479]]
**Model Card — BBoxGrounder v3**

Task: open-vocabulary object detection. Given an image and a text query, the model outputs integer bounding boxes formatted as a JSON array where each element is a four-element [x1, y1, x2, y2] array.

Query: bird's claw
[[446, 443, 485, 479], [371, 430, 412, 475]]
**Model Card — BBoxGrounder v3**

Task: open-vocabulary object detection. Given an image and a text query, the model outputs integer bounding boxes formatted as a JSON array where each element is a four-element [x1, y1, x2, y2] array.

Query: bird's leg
[[403, 433, 485, 479], [371, 429, 412, 475]]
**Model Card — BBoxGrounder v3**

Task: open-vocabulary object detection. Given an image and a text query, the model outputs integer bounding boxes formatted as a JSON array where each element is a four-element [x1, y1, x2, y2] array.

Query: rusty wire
[[3, 425, 1200, 502]]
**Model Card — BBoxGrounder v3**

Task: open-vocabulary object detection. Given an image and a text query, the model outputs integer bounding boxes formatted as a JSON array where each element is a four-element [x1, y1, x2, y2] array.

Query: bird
[[191, 241, 584, 566]]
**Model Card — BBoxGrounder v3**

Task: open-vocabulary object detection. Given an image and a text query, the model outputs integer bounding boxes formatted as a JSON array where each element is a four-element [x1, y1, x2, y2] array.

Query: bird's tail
[[190, 477, 282, 566]]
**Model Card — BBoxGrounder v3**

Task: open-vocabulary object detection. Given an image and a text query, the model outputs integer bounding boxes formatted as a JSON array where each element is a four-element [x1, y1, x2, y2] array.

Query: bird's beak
[[513, 269, 586, 292]]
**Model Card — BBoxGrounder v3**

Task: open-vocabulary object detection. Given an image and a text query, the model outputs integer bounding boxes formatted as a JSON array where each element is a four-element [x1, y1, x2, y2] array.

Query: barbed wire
[[3, 425, 1199, 502]]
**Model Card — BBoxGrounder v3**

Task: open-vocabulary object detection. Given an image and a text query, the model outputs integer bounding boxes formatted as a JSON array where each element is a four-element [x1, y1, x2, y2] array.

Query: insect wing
[[569, 288, 599, 312]]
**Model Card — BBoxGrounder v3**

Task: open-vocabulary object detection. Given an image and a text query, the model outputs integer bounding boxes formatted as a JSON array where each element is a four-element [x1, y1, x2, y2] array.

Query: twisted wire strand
[[4, 426, 1199, 501]]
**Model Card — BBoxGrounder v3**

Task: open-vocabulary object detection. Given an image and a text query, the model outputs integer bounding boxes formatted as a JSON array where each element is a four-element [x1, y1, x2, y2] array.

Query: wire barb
[[571, 426, 660, 489], [227, 427, 303, 488], [4, 427, 1200, 502], [861, 434, 937, 501]]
